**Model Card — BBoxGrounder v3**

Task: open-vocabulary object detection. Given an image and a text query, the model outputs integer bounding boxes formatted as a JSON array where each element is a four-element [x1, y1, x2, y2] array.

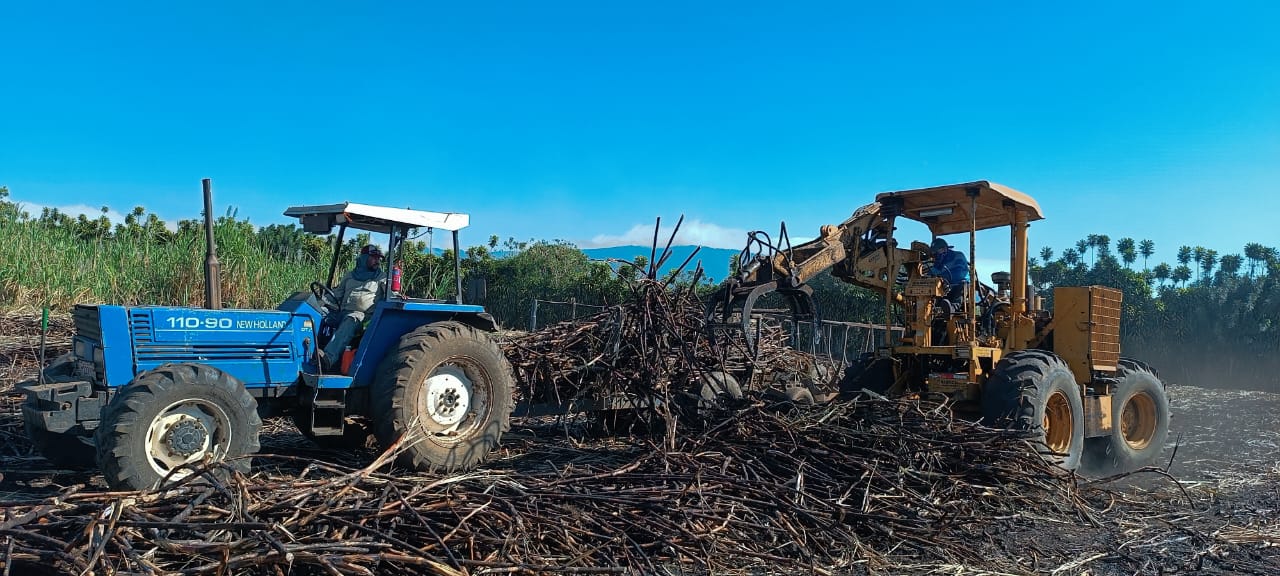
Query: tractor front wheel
[[982, 350, 1085, 470], [372, 322, 514, 472], [95, 364, 261, 490], [1082, 359, 1170, 474]]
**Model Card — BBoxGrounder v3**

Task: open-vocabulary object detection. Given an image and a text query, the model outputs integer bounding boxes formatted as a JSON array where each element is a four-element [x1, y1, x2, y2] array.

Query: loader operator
[[929, 238, 969, 313], [322, 244, 387, 369]]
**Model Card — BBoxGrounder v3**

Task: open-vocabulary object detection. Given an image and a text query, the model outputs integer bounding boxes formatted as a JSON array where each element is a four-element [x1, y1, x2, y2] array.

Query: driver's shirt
[[930, 249, 970, 286], [333, 271, 387, 320]]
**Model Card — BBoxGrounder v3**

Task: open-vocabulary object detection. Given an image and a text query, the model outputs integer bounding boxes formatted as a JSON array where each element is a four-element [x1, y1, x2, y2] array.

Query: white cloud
[[582, 219, 750, 249], [12, 200, 128, 225], [11, 198, 184, 231]]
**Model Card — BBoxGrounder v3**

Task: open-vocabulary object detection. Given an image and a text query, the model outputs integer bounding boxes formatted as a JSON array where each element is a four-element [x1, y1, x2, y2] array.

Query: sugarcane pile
[[0, 396, 1097, 576], [501, 220, 819, 419], [501, 270, 717, 409]]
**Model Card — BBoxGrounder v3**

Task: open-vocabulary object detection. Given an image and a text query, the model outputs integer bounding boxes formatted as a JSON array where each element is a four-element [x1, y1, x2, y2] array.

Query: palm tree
[[1244, 242, 1266, 277], [1201, 249, 1218, 283], [1139, 239, 1155, 271], [1096, 234, 1112, 258], [1177, 245, 1192, 267], [1263, 247, 1279, 275], [1075, 239, 1091, 267], [1153, 262, 1171, 287], [1040, 246, 1054, 263], [1063, 248, 1081, 268], [1172, 265, 1192, 287], [1220, 254, 1243, 278], [1192, 247, 1207, 282], [1117, 237, 1136, 269]]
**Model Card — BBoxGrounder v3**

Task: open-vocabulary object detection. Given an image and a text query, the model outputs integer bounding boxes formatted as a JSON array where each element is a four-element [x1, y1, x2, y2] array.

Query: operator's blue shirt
[[930, 249, 970, 286]]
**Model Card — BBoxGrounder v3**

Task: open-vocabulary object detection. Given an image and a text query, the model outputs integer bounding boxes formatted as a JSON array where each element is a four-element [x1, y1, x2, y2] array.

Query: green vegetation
[[0, 187, 327, 310], [1031, 235, 1279, 390], [2, 187, 1276, 390], [0, 187, 640, 326]]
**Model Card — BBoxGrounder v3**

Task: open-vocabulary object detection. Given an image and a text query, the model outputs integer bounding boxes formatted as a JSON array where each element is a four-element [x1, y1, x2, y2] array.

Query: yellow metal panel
[[906, 277, 945, 297], [1053, 287, 1094, 384], [1053, 286, 1124, 383], [1084, 394, 1114, 437], [926, 374, 979, 401]]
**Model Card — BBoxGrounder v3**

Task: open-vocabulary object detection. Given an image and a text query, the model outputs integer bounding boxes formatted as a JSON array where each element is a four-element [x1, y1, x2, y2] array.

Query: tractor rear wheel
[[982, 350, 1084, 470], [95, 364, 261, 490], [372, 322, 514, 472], [1082, 359, 1170, 474]]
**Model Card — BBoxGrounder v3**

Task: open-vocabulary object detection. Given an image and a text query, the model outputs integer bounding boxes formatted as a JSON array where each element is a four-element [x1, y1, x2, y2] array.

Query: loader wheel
[[982, 350, 1084, 470], [693, 371, 743, 408], [1082, 359, 1170, 474], [95, 364, 261, 490], [372, 321, 514, 472], [838, 354, 898, 399]]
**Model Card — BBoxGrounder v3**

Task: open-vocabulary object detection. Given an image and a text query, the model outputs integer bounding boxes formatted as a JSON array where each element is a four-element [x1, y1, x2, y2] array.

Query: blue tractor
[[21, 202, 514, 490]]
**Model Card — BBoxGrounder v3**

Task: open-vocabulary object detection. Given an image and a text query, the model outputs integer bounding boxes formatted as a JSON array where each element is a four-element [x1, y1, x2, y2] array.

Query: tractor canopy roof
[[875, 180, 1043, 236], [283, 202, 470, 235]]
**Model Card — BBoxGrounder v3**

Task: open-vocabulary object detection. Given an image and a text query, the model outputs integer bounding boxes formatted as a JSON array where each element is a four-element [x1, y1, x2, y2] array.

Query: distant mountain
[[582, 245, 738, 284], [427, 244, 738, 284]]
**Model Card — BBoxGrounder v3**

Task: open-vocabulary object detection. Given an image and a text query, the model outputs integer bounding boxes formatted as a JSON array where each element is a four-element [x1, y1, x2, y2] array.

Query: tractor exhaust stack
[[203, 178, 222, 310]]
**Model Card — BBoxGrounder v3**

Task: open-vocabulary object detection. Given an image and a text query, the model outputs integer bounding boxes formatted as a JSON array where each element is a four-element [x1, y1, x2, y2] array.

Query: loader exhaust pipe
[[203, 178, 222, 310]]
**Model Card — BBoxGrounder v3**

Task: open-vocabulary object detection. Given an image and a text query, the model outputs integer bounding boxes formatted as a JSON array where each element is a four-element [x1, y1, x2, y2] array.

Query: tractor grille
[[133, 344, 293, 362], [129, 310, 292, 363], [73, 305, 102, 343], [129, 311, 152, 343]]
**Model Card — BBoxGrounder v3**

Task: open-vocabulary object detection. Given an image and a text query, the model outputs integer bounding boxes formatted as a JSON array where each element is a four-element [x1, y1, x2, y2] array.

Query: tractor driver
[[322, 244, 387, 369], [929, 238, 969, 313]]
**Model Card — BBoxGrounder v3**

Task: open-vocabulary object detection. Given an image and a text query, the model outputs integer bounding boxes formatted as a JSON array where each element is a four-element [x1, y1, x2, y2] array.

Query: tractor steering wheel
[[310, 282, 339, 312]]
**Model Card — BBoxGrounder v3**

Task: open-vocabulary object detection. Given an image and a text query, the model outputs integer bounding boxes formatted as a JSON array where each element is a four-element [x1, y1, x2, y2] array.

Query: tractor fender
[[452, 312, 499, 333]]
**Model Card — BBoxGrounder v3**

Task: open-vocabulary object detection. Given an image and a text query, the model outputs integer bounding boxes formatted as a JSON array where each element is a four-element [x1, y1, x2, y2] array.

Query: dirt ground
[[0, 318, 1276, 574]]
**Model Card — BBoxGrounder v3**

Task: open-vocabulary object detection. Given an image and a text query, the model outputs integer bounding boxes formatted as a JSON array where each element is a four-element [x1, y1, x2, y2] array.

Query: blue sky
[[2, 1, 1277, 274]]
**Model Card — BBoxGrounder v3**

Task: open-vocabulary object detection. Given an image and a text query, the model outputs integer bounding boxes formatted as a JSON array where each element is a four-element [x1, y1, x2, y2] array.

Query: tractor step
[[304, 391, 349, 436]]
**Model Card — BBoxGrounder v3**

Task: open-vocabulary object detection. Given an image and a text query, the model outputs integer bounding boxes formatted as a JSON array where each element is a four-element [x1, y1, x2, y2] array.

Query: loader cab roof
[[875, 180, 1043, 236], [283, 202, 470, 235]]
